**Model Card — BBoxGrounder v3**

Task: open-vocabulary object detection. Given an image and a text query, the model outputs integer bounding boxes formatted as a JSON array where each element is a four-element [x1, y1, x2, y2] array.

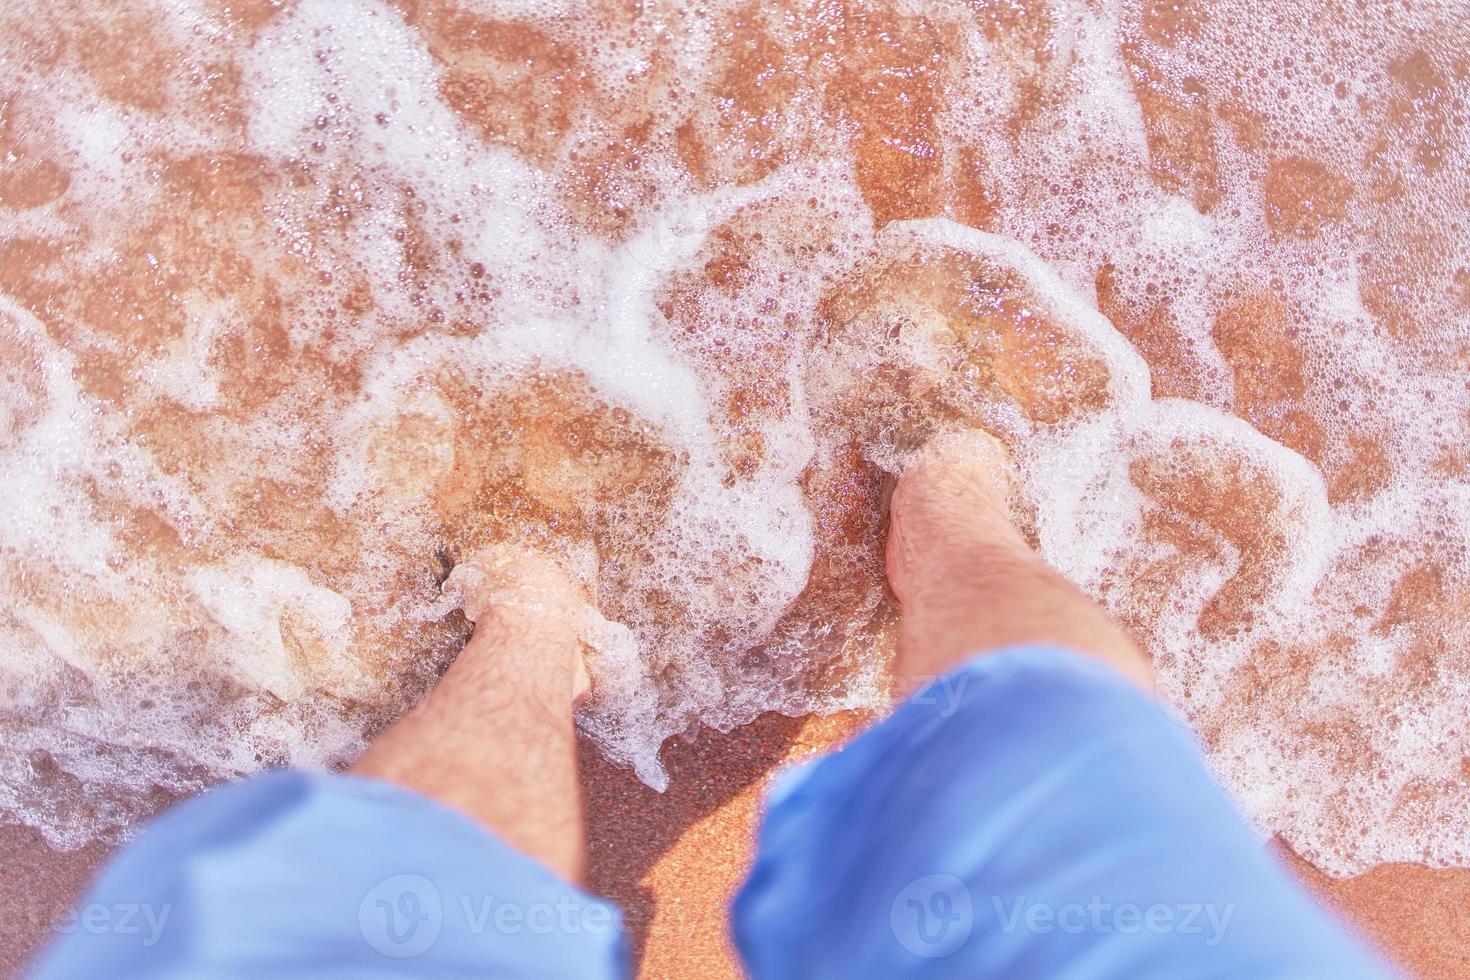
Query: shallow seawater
[[0, 0, 1467, 875]]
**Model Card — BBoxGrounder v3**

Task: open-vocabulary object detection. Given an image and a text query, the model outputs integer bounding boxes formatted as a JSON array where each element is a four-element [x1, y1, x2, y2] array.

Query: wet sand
[[4, 710, 1466, 979], [0, 825, 107, 978], [2, 4, 1467, 976], [4, 0, 1468, 895]]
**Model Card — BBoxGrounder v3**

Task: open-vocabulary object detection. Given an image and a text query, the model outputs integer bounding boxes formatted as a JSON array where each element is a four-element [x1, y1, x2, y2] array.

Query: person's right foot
[[885, 429, 1027, 608], [885, 429, 1153, 691]]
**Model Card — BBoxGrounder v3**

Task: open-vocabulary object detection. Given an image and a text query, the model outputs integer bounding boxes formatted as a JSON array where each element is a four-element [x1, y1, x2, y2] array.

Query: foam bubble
[[1, 0, 1468, 874]]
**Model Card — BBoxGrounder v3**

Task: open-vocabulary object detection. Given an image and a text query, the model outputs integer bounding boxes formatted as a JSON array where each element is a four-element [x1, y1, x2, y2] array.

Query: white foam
[[2, 0, 1468, 875], [190, 557, 357, 702]]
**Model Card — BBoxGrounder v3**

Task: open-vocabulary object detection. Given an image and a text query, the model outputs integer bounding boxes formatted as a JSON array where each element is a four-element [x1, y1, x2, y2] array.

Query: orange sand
[[1, 4, 1468, 974]]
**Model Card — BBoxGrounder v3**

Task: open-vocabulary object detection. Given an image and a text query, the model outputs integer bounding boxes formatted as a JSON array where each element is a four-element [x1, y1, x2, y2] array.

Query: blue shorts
[[31, 646, 1393, 978]]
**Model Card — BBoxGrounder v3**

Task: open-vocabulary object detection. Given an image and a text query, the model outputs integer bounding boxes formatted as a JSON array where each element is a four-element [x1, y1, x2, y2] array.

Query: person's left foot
[[442, 542, 592, 703], [354, 539, 593, 882]]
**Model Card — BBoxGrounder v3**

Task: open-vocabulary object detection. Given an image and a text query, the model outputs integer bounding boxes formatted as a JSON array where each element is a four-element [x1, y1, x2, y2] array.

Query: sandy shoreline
[[4, 711, 1467, 978]]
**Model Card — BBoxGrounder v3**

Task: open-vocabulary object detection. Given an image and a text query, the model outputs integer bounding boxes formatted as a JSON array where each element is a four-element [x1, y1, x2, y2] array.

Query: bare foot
[[353, 541, 592, 882], [886, 429, 1026, 608], [442, 543, 592, 704], [886, 429, 1152, 691]]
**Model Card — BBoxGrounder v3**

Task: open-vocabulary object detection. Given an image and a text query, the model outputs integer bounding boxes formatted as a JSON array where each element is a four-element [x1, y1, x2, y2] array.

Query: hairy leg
[[886, 431, 1152, 691], [352, 545, 591, 883]]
